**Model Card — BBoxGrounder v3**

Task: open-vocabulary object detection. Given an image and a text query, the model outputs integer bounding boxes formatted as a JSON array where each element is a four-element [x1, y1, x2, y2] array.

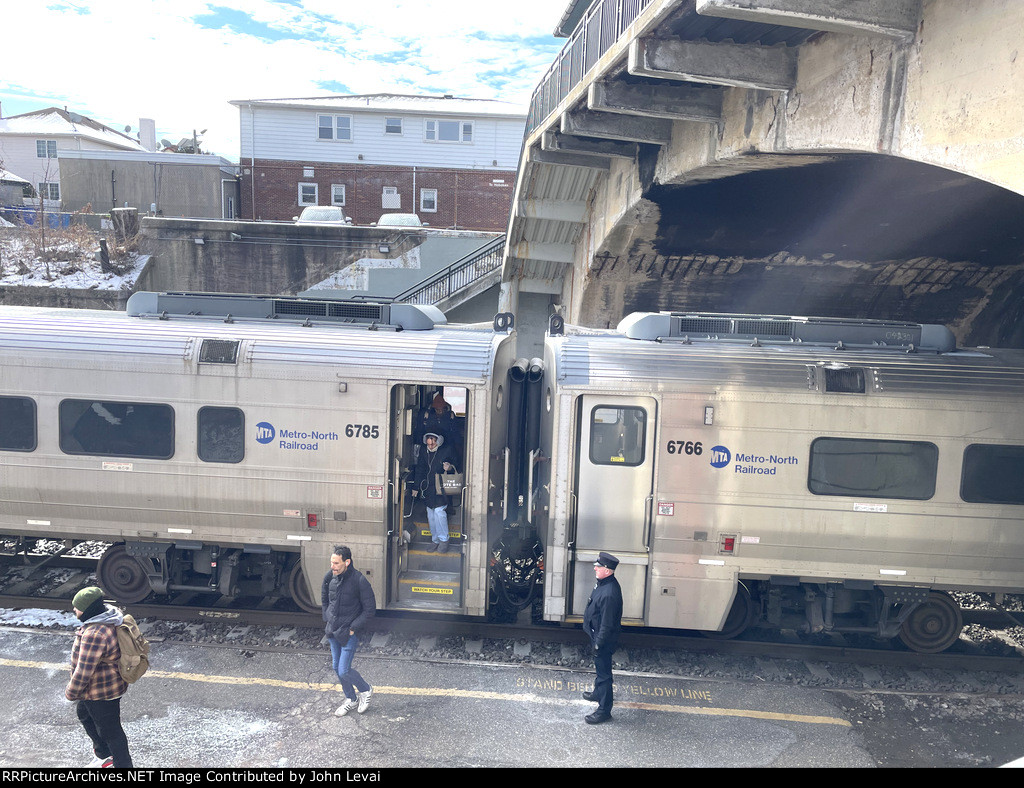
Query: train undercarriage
[[723, 579, 965, 653]]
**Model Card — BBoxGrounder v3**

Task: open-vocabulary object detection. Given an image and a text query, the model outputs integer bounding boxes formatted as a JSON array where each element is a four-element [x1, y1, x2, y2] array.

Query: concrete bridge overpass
[[501, 0, 1024, 347]]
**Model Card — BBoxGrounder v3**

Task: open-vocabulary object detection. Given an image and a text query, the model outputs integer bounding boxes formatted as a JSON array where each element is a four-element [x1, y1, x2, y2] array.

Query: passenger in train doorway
[[66, 586, 134, 768], [412, 431, 458, 552], [322, 546, 375, 717], [414, 391, 462, 459], [582, 552, 623, 725]]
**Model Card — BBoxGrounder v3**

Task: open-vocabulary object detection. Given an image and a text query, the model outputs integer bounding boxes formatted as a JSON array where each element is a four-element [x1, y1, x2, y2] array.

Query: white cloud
[[0, 0, 565, 159]]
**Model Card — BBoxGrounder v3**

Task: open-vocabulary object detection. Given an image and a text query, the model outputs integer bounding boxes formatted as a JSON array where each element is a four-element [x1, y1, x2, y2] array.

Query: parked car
[[374, 213, 427, 227], [294, 206, 352, 224]]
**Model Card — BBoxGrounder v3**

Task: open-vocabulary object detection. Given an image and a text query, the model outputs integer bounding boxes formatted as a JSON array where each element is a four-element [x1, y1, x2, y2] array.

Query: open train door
[[386, 383, 468, 611], [569, 395, 656, 621]]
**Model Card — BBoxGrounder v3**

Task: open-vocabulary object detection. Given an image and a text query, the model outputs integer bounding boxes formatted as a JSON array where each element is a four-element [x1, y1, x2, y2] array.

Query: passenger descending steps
[[398, 544, 463, 609]]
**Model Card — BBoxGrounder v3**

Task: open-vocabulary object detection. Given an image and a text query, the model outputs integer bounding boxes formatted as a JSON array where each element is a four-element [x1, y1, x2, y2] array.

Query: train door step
[[397, 569, 462, 607], [407, 543, 463, 571]]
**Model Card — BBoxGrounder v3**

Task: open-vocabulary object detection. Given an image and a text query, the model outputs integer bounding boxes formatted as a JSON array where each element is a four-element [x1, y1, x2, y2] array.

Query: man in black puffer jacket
[[321, 545, 376, 717]]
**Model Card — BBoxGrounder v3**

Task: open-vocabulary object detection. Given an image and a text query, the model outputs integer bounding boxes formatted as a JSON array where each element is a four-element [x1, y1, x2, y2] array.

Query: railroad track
[[4, 588, 1024, 679], [4, 544, 1024, 677]]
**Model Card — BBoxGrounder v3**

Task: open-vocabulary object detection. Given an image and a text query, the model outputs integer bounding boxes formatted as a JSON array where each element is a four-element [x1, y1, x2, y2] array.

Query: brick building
[[231, 94, 526, 231]]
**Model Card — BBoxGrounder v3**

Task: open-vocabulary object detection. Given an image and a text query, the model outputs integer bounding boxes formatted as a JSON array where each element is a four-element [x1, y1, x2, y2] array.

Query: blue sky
[[0, 0, 566, 160]]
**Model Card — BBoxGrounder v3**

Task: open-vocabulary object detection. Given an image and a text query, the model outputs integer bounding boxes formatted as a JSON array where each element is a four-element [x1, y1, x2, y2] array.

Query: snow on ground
[[0, 225, 147, 291], [306, 245, 422, 291], [0, 608, 79, 628]]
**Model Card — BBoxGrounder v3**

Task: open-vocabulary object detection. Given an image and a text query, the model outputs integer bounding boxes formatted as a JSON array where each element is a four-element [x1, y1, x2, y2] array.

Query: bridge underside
[[506, 0, 1024, 348], [583, 154, 1024, 347]]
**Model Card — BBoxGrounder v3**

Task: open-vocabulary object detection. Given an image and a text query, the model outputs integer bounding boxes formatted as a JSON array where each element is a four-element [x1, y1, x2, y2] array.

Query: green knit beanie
[[72, 586, 104, 611]]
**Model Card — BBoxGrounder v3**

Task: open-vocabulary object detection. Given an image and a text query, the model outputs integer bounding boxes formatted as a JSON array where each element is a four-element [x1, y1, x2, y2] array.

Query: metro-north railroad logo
[[709, 445, 731, 468], [256, 422, 276, 444]]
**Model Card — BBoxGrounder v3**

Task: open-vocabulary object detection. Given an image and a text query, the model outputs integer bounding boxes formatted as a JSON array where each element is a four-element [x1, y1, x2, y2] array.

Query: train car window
[[198, 407, 244, 463], [808, 437, 937, 500], [59, 399, 174, 460], [0, 396, 36, 452], [590, 406, 646, 466], [961, 444, 1024, 505]]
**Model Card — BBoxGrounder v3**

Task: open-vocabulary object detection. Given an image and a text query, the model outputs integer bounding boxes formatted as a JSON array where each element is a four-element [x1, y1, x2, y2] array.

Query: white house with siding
[[0, 107, 146, 208], [229, 94, 527, 230]]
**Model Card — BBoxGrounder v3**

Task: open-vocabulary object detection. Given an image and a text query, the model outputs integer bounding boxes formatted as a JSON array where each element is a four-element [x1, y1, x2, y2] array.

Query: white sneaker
[[334, 698, 357, 717], [357, 688, 373, 714], [87, 756, 113, 768]]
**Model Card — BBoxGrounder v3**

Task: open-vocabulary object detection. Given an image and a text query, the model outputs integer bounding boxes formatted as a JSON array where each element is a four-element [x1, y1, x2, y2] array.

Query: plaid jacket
[[66, 615, 128, 701]]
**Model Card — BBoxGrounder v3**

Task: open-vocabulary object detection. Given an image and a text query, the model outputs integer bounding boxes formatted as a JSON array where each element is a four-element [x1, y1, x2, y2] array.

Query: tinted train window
[[590, 406, 646, 466], [961, 444, 1024, 505], [59, 400, 174, 459], [808, 437, 937, 500], [198, 407, 244, 463], [0, 396, 36, 451]]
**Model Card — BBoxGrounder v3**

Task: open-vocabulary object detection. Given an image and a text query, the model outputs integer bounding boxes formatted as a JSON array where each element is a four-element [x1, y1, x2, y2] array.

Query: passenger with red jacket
[[66, 586, 133, 768]]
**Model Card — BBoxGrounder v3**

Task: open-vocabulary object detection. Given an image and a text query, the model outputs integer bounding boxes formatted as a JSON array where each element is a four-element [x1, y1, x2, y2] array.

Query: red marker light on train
[[307, 513, 319, 529], [722, 537, 735, 553]]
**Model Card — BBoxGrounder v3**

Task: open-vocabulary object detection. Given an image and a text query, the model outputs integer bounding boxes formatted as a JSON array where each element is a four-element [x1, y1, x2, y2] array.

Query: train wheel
[[898, 591, 963, 653], [287, 560, 320, 614], [702, 583, 755, 640], [96, 545, 151, 604]]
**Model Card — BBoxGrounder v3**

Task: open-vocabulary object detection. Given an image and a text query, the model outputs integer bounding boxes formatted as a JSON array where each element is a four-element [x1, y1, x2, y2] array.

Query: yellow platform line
[[0, 658, 850, 728]]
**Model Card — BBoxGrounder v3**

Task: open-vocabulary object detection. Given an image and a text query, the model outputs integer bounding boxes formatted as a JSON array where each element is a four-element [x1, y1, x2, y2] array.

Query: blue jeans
[[328, 634, 370, 700], [426, 504, 449, 543]]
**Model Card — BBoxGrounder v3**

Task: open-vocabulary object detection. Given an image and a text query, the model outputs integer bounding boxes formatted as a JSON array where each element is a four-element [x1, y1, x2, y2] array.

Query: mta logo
[[709, 445, 731, 468], [256, 422, 275, 444]]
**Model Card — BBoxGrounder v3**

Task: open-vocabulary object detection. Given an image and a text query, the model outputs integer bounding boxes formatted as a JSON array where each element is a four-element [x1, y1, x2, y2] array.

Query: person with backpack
[[66, 586, 134, 768]]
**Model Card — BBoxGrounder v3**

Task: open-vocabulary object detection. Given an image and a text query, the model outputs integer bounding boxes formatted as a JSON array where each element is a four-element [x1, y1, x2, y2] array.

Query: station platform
[[0, 621, 1020, 769]]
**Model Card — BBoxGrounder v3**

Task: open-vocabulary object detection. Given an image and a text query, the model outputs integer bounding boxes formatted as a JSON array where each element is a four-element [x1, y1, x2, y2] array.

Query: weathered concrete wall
[[59, 158, 236, 218], [137, 218, 422, 295], [0, 285, 129, 311], [648, 0, 1024, 193]]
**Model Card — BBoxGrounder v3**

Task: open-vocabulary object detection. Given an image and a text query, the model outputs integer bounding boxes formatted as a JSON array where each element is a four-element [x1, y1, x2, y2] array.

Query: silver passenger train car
[[536, 312, 1024, 652], [1, 294, 1022, 652], [0, 292, 517, 617]]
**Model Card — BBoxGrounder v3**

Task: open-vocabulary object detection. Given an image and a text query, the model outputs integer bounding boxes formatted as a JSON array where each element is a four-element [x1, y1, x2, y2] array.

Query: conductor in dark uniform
[[582, 552, 623, 724]]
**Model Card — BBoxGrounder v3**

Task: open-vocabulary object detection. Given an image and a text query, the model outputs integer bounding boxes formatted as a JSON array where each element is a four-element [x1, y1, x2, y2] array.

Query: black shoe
[[582, 691, 597, 702], [426, 542, 438, 552], [438, 541, 449, 553], [585, 710, 612, 725]]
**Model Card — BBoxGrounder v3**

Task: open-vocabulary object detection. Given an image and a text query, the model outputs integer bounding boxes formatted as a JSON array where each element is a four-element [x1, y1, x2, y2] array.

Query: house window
[[382, 186, 401, 210], [36, 140, 57, 158], [420, 188, 438, 213], [385, 118, 403, 135], [38, 182, 60, 201], [298, 183, 318, 205], [425, 120, 473, 143], [317, 114, 352, 141], [331, 184, 346, 206]]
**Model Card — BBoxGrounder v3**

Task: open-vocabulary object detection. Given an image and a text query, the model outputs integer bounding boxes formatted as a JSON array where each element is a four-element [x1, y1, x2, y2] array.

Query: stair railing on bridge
[[392, 236, 505, 306], [527, 0, 653, 135]]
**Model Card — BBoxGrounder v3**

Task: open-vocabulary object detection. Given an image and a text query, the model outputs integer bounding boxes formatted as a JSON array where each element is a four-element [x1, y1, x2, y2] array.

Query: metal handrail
[[393, 236, 505, 306], [526, 0, 653, 136]]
